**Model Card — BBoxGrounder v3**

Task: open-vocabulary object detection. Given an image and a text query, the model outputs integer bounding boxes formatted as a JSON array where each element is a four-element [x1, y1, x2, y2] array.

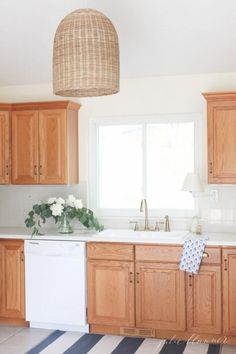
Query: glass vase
[[58, 214, 74, 234]]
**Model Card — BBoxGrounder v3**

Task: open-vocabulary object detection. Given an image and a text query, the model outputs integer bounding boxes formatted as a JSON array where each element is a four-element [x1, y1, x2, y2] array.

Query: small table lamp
[[182, 173, 204, 196]]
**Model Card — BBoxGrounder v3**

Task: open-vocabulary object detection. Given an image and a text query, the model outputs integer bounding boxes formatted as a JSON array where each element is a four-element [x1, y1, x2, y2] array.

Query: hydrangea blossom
[[56, 197, 65, 205], [50, 203, 64, 216], [47, 197, 57, 204], [74, 199, 83, 209], [66, 194, 76, 207], [25, 194, 104, 235]]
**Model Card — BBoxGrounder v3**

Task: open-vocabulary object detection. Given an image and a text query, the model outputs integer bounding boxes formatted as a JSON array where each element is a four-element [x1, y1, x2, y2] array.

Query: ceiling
[[0, 0, 236, 86]]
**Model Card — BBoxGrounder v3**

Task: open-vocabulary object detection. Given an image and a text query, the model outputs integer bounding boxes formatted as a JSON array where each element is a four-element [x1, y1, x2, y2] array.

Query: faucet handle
[[129, 221, 139, 231], [154, 222, 160, 232], [164, 215, 170, 232]]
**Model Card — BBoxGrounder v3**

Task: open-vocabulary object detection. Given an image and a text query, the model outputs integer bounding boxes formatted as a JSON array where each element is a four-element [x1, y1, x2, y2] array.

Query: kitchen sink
[[95, 229, 189, 242]]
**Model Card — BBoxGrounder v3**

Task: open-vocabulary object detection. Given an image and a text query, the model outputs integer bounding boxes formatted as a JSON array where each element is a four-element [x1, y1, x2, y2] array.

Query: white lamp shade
[[182, 173, 204, 192]]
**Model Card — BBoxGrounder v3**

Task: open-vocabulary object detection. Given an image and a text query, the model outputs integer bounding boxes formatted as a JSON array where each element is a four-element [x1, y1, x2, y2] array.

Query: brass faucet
[[140, 199, 149, 231], [164, 215, 170, 232]]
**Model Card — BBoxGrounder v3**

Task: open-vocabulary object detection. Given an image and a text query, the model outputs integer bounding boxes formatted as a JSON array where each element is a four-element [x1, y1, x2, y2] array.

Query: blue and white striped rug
[[26, 331, 222, 354]]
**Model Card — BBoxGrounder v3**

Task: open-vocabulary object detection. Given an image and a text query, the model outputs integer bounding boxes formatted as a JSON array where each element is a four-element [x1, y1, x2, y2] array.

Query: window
[[89, 114, 201, 217], [98, 125, 143, 208]]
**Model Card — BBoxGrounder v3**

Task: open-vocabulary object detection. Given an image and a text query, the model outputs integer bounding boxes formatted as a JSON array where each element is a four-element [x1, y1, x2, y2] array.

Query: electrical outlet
[[210, 189, 218, 202]]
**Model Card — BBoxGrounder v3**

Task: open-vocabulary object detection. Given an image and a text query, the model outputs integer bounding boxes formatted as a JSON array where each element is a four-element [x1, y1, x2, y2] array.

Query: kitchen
[[0, 1, 236, 354]]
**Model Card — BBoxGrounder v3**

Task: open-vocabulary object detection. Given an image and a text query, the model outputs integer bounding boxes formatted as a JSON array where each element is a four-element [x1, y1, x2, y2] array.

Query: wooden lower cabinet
[[187, 265, 222, 334], [136, 262, 186, 331], [87, 260, 135, 327], [0, 240, 26, 324], [222, 249, 236, 335], [87, 243, 236, 344]]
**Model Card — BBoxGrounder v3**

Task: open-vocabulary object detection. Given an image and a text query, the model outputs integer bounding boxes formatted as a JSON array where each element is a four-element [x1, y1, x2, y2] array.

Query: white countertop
[[0, 227, 97, 241], [0, 227, 236, 246]]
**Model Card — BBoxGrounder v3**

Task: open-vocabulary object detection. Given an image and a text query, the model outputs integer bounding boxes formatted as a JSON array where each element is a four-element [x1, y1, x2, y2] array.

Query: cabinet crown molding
[[0, 101, 81, 111], [0, 103, 12, 111], [202, 92, 236, 102]]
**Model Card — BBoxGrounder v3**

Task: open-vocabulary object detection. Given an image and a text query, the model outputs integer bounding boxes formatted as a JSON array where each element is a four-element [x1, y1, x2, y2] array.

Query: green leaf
[[25, 200, 104, 234]]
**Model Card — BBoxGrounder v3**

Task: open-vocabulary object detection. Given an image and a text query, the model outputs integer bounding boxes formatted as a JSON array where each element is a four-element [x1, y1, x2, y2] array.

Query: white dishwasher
[[24, 240, 88, 332]]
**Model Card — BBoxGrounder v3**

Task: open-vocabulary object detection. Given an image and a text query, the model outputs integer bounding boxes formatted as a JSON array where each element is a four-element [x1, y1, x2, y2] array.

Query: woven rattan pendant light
[[53, 8, 119, 97]]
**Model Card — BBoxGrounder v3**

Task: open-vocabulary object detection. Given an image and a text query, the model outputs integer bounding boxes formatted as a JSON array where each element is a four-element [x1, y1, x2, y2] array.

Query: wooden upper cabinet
[[11, 101, 80, 185], [0, 240, 25, 320], [0, 110, 10, 184], [39, 110, 67, 184], [136, 262, 186, 331], [12, 111, 39, 184], [203, 92, 236, 183], [187, 265, 221, 334], [222, 249, 236, 335]]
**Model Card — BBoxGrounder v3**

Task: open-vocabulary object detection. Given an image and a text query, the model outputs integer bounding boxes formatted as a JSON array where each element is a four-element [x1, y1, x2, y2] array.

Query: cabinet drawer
[[87, 243, 134, 261], [201, 247, 221, 265], [135, 245, 182, 263], [135, 245, 221, 265]]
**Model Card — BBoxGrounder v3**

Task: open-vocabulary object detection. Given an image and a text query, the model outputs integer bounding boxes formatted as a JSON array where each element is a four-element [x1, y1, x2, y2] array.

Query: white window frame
[[88, 113, 203, 218]]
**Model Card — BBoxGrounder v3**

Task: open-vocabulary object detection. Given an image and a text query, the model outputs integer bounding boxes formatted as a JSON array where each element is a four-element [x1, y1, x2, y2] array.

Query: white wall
[[1, 72, 236, 231]]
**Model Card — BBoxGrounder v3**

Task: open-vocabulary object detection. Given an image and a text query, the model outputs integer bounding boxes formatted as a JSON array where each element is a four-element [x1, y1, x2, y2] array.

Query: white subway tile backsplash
[[222, 209, 234, 222], [209, 209, 222, 221], [1, 181, 236, 233], [0, 184, 87, 227], [197, 185, 236, 231]]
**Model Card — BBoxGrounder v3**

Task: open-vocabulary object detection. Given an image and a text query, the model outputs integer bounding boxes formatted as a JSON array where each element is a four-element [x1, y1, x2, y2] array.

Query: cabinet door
[[222, 249, 236, 335], [88, 260, 135, 327], [136, 262, 186, 331], [12, 111, 39, 184], [39, 110, 67, 184], [0, 240, 25, 319], [208, 101, 236, 183], [0, 112, 10, 184], [187, 265, 221, 334]]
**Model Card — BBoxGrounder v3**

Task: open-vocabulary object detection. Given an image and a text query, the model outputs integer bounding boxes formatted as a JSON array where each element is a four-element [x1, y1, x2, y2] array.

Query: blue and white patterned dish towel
[[179, 235, 209, 274]]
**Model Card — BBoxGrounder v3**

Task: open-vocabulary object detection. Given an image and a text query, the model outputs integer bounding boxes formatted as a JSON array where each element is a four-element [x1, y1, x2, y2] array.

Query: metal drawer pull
[[224, 259, 228, 271], [202, 252, 209, 258], [189, 274, 192, 287], [34, 165, 37, 176], [5, 164, 9, 176], [136, 272, 140, 284], [21, 251, 24, 262], [209, 162, 213, 174], [129, 272, 133, 283], [39, 165, 43, 175]]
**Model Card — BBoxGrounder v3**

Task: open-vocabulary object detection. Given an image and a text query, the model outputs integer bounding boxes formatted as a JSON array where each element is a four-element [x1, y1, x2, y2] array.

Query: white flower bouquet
[[25, 194, 103, 235]]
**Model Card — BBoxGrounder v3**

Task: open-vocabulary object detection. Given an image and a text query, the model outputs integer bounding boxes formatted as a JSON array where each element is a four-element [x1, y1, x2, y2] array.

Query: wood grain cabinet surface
[[187, 265, 221, 334], [0, 240, 26, 325], [136, 262, 186, 331], [88, 259, 135, 327], [87, 244, 186, 331], [87, 243, 135, 327], [11, 101, 80, 185], [0, 109, 10, 184], [87, 243, 228, 341], [203, 92, 236, 183], [222, 248, 236, 335]]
